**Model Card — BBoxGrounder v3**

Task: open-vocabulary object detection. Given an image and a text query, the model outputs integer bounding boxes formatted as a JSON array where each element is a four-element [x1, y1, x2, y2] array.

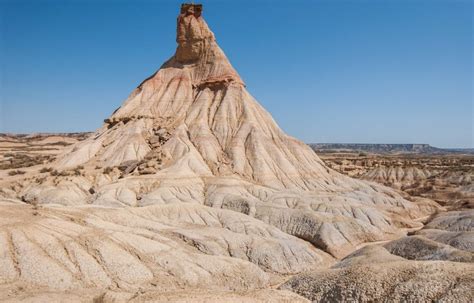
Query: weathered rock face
[[0, 202, 331, 298], [0, 4, 447, 301], [176, 4, 212, 62], [281, 246, 474, 303], [16, 5, 433, 256], [4, 5, 436, 260], [280, 209, 474, 302]]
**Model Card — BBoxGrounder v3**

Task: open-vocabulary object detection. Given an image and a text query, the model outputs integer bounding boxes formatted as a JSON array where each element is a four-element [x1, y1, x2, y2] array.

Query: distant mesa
[[309, 143, 474, 154]]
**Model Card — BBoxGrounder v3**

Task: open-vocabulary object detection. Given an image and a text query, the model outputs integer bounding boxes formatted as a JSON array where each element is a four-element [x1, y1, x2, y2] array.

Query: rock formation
[[281, 245, 474, 302], [280, 209, 474, 302], [17, 3, 433, 258], [0, 3, 462, 302]]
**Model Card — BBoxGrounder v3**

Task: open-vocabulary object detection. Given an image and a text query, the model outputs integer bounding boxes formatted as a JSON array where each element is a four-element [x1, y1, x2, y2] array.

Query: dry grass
[[0, 153, 52, 170]]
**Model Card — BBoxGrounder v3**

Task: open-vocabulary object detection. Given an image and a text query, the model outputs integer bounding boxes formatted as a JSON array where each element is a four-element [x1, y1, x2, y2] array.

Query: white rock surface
[[281, 245, 474, 302]]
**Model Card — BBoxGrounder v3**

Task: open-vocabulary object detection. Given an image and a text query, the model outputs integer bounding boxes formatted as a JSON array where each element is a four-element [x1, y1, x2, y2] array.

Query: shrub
[[8, 170, 26, 176], [103, 167, 114, 174], [58, 171, 70, 177], [40, 167, 53, 173]]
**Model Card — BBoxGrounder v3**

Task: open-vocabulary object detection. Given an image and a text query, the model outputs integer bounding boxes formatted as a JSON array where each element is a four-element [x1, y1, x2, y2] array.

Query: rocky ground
[[1, 134, 472, 302], [314, 148, 473, 209], [279, 147, 474, 302], [0, 133, 89, 177]]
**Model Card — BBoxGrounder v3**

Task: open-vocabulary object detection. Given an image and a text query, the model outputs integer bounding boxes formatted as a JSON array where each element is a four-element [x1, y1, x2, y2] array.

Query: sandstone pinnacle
[[0, 5, 455, 301]]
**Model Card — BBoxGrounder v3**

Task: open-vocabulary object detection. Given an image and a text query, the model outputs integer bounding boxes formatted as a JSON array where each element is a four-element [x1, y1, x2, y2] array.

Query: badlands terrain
[[0, 4, 472, 303], [311, 144, 473, 209]]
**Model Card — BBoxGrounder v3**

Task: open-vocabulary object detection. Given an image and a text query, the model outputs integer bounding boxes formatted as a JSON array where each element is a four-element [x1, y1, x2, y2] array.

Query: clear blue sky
[[0, 0, 472, 148]]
